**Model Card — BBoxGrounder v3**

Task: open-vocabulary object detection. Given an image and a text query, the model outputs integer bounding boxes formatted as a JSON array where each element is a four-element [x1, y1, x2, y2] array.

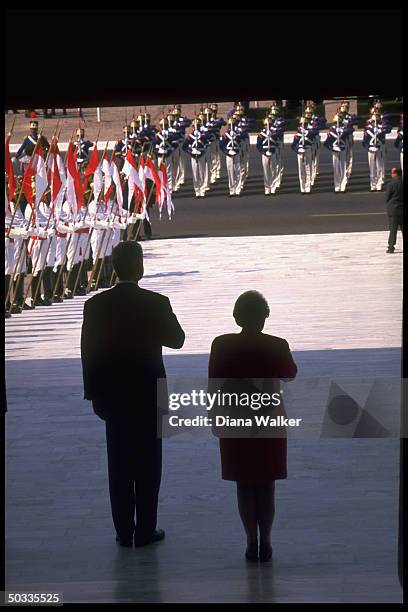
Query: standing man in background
[[385, 168, 403, 254]]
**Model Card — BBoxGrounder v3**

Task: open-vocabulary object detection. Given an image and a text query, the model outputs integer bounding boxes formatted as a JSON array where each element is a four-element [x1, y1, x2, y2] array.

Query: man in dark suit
[[385, 167, 404, 253], [81, 241, 185, 547]]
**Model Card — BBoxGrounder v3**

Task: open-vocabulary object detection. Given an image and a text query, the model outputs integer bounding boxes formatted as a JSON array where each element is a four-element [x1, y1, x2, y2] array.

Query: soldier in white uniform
[[5, 190, 31, 314], [291, 116, 317, 193], [338, 100, 358, 179], [256, 118, 280, 195], [209, 103, 226, 181], [268, 102, 286, 189], [220, 118, 242, 196], [183, 118, 209, 197], [362, 110, 390, 191], [25, 194, 55, 307], [153, 118, 179, 197], [64, 201, 93, 298], [324, 112, 351, 192]]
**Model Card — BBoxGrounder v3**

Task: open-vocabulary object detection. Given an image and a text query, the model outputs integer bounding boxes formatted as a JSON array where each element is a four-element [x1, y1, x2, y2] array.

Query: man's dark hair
[[112, 240, 144, 281], [392, 168, 402, 177], [233, 290, 270, 327]]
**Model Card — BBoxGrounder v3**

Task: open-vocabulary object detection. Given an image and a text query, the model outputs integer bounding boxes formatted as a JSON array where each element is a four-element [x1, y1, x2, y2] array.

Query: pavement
[[4, 132, 403, 602]]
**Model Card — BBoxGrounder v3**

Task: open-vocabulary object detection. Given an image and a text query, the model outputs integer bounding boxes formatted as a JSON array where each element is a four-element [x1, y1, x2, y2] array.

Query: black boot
[[90, 260, 102, 291], [52, 267, 64, 302], [66, 263, 79, 297], [31, 274, 44, 306], [11, 273, 31, 313], [42, 267, 53, 305]]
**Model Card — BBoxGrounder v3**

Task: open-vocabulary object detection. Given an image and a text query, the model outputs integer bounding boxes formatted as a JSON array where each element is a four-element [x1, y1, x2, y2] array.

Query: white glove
[[128, 215, 137, 224], [47, 228, 55, 237], [64, 224, 75, 234]]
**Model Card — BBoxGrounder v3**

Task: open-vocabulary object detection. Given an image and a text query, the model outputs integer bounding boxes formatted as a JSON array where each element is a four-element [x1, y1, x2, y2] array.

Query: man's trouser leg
[[368, 151, 378, 190], [105, 414, 137, 541], [210, 140, 217, 183], [297, 153, 306, 192], [134, 436, 162, 543], [262, 155, 272, 194], [203, 147, 210, 190], [172, 147, 181, 190], [226, 156, 235, 195], [191, 157, 201, 196], [304, 148, 312, 192], [388, 212, 403, 249], [377, 147, 385, 190]]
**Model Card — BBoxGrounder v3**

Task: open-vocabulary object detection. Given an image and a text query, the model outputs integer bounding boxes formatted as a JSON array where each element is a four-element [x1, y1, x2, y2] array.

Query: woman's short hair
[[233, 291, 270, 326], [112, 241, 143, 280]]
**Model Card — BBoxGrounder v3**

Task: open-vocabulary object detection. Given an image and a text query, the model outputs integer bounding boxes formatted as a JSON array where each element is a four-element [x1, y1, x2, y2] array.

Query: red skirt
[[219, 437, 287, 482]]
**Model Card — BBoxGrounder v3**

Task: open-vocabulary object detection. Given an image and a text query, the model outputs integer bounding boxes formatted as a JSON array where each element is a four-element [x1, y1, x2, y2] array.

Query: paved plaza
[[5, 231, 403, 603]]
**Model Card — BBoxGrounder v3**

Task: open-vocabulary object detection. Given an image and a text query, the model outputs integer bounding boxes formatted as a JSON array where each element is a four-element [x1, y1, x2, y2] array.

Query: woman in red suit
[[208, 291, 297, 562]]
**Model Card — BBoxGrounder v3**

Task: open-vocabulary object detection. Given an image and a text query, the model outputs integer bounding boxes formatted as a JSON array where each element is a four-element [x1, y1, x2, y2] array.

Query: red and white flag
[[47, 138, 66, 216], [139, 155, 147, 199], [158, 161, 174, 219], [102, 149, 113, 205], [84, 146, 103, 199], [144, 157, 161, 205], [66, 141, 84, 216], [122, 149, 145, 211], [22, 142, 48, 208], [5, 135, 16, 204], [111, 156, 123, 211]]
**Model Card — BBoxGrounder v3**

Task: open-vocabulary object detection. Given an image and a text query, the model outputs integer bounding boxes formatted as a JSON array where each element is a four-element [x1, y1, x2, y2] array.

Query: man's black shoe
[[387, 247, 395, 253], [115, 534, 133, 548], [53, 296, 63, 303], [5, 311, 11, 318], [134, 529, 165, 547], [64, 289, 74, 299]]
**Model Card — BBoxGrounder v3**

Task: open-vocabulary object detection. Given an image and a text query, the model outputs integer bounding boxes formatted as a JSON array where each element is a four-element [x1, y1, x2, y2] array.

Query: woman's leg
[[255, 481, 275, 546], [236, 482, 258, 547]]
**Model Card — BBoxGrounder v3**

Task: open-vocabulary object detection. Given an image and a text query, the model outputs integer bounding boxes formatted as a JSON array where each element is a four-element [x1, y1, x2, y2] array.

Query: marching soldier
[[170, 108, 190, 189], [256, 117, 280, 195], [198, 108, 216, 192], [153, 117, 179, 196], [304, 101, 326, 187], [234, 105, 253, 190], [114, 125, 133, 171], [338, 100, 358, 179], [24, 192, 55, 307], [395, 114, 403, 173], [268, 102, 286, 189], [5, 185, 31, 314], [291, 115, 318, 194], [88, 197, 112, 290], [220, 117, 242, 196], [362, 109, 390, 191], [14, 120, 50, 174], [209, 103, 226, 181], [74, 128, 94, 172], [324, 112, 352, 192], [183, 118, 209, 198], [64, 200, 93, 298]]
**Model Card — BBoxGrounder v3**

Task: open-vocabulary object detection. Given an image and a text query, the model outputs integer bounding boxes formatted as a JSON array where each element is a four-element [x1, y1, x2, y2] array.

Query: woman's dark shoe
[[259, 544, 273, 562], [245, 544, 258, 562]]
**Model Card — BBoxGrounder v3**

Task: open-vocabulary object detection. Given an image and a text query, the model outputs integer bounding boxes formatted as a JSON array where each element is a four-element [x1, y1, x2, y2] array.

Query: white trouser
[[297, 148, 313, 193], [28, 238, 49, 276], [178, 149, 187, 185], [332, 150, 347, 192], [345, 134, 353, 178], [311, 135, 320, 186], [54, 235, 67, 270], [11, 238, 27, 277], [261, 152, 279, 194], [45, 237, 56, 268], [5, 239, 14, 275], [276, 140, 284, 187], [240, 139, 250, 187], [210, 140, 218, 183], [104, 229, 114, 257], [203, 145, 211, 190], [164, 156, 173, 194], [90, 229, 109, 264], [368, 148, 385, 190], [401, 151, 403, 174], [191, 155, 207, 196], [214, 139, 221, 178], [111, 227, 121, 248], [225, 154, 241, 195], [172, 146, 181, 190], [66, 233, 81, 270]]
